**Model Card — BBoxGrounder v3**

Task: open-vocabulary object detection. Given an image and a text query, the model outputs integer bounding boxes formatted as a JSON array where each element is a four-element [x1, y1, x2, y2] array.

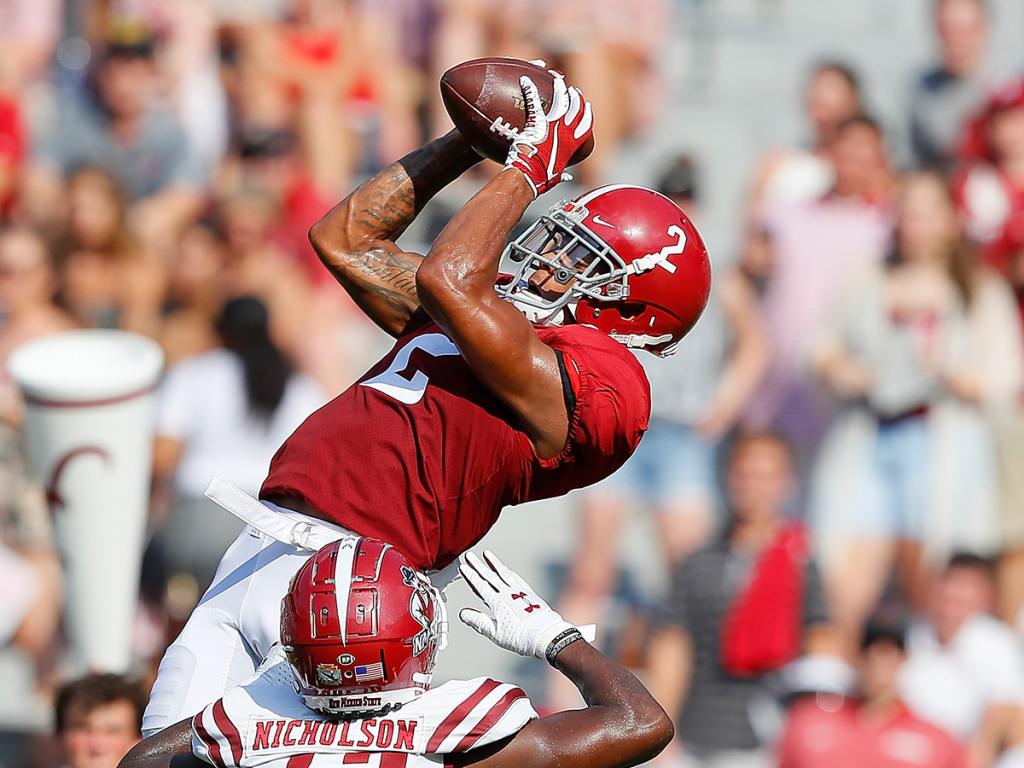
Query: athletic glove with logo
[[459, 550, 582, 663], [504, 73, 593, 198]]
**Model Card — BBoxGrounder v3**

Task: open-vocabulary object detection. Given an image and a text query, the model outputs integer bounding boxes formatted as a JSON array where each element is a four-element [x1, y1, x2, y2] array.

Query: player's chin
[[528, 273, 574, 301]]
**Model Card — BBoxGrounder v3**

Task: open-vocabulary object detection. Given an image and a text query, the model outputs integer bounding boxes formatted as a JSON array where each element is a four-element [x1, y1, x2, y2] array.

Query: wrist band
[[545, 627, 584, 665]]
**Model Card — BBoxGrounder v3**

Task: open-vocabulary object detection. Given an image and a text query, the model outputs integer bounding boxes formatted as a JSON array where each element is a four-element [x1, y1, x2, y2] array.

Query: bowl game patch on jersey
[[192, 646, 538, 767]]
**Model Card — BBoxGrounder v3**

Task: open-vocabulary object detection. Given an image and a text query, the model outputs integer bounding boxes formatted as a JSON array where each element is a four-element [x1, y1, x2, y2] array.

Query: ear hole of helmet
[[614, 302, 646, 320]]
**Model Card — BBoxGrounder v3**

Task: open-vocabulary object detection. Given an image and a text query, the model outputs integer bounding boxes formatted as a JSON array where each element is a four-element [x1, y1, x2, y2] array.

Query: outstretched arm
[[453, 552, 674, 768], [415, 76, 593, 458], [458, 642, 674, 768], [117, 720, 204, 768], [308, 130, 481, 337]]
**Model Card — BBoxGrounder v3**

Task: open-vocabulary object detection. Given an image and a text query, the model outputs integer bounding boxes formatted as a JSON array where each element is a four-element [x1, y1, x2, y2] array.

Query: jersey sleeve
[[568, 344, 650, 460], [422, 678, 538, 756], [526, 330, 651, 497], [191, 646, 303, 767], [192, 699, 245, 768]]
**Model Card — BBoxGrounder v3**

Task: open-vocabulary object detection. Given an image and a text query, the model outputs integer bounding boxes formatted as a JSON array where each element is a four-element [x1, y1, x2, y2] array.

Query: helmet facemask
[[497, 200, 630, 325]]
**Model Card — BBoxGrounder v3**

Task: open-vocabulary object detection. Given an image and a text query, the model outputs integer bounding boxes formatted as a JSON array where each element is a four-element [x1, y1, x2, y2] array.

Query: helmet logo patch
[[401, 565, 436, 657], [316, 663, 342, 685], [338, 653, 355, 665]]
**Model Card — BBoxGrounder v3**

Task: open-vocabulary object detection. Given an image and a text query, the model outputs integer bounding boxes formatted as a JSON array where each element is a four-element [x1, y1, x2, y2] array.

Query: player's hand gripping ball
[[503, 72, 594, 197], [440, 57, 595, 170]]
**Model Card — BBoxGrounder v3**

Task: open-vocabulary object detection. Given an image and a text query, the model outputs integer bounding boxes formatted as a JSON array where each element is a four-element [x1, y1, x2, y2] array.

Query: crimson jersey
[[261, 322, 650, 569]]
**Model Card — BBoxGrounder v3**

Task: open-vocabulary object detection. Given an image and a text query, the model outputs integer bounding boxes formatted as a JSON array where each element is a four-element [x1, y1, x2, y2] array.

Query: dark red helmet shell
[[280, 537, 445, 715]]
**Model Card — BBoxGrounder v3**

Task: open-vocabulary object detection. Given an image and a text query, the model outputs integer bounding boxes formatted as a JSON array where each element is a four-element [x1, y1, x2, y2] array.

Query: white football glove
[[459, 550, 579, 661]]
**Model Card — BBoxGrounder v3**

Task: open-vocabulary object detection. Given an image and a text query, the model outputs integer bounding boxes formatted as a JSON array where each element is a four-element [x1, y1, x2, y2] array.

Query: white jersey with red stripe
[[192, 645, 537, 768]]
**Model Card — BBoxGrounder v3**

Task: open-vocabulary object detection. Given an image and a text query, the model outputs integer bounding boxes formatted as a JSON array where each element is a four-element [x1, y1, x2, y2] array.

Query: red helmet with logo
[[280, 537, 447, 717], [497, 184, 712, 356]]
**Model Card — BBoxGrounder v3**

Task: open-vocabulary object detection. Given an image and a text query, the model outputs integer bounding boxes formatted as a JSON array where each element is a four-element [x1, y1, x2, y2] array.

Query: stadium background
[[4, 0, 1024, 766]]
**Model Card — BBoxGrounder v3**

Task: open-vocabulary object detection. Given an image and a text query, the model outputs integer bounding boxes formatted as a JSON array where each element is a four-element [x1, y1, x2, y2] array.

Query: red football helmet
[[280, 537, 447, 717], [497, 184, 712, 355]]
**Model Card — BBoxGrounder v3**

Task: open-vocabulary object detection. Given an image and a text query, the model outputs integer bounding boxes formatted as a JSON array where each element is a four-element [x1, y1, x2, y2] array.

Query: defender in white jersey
[[190, 645, 535, 767], [120, 539, 673, 768]]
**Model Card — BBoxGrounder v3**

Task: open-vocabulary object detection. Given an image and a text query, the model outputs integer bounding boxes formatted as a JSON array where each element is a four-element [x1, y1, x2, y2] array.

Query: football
[[440, 57, 595, 165]]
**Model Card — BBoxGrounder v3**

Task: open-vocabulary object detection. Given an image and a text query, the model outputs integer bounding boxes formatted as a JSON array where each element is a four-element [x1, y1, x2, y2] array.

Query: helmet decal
[[631, 225, 686, 275], [401, 564, 439, 657], [316, 663, 343, 685], [333, 537, 358, 645]]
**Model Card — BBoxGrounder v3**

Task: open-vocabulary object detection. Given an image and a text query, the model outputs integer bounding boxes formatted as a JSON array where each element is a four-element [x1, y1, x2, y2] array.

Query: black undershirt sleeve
[[554, 350, 577, 420]]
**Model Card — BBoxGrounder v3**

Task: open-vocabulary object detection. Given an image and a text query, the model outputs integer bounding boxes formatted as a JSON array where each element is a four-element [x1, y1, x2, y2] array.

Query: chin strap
[[430, 579, 449, 652], [609, 331, 674, 352], [507, 296, 577, 327]]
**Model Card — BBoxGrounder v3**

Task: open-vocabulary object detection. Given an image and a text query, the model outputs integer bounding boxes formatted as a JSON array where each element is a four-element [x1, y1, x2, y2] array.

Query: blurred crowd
[[3, 0, 1024, 766]]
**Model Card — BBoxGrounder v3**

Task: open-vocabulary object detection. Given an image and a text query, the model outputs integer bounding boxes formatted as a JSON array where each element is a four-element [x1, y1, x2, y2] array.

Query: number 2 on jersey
[[360, 333, 460, 405]]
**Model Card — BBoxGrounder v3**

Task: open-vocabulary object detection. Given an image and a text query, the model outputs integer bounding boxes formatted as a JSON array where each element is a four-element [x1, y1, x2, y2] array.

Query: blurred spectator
[[993, 225, 1024, 625], [0, 94, 24, 220], [900, 554, 1024, 767], [748, 60, 862, 212], [233, 0, 419, 195], [55, 673, 145, 768], [909, 0, 992, 173], [996, 709, 1024, 768], [811, 172, 1022, 649], [25, 25, 204, 245], [214, 182, 354, 394], [647, 432, 833, 767], [148, 296, 326, 603], [745, 115, 894, 464], [56, 167, 165, 336], [431, 0, 669, 185], [216, 126, 333, 287], [957, 80, 1024, 271], [0, 228, 67, 670], [961, 89, 1024, 624], [648, 157, 768, 449], [554, 155, 768, 707], [777, 623, 968, 768], [0, 0, 62, 91], [100, 0, 231, 175], [158, 221, 227, 365], [0, 227, 76, 423], [543, 0, 671, 185], [0, 537, 58, 662]]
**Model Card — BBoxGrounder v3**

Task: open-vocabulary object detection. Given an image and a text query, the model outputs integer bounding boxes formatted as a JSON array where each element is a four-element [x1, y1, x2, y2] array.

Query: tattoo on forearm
[[312, 133, 478, 334], [350, 165, 417, 238], [355, 248, 419, 298], [328, 246, 420, 317]]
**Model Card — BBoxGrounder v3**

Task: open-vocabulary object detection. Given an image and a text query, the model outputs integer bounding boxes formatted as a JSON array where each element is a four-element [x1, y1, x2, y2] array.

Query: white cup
[[9, 330, 163, 672]]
